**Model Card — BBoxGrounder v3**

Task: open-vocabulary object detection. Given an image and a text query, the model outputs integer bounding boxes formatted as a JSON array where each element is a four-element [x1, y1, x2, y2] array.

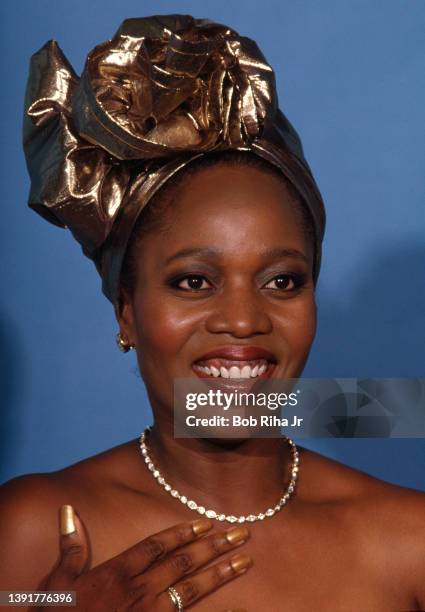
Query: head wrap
[[23, 14, 325, 308]]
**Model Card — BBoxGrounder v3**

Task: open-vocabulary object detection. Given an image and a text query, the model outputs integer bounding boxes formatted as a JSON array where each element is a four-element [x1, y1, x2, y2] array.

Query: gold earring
[[116, 332, 135, 353]]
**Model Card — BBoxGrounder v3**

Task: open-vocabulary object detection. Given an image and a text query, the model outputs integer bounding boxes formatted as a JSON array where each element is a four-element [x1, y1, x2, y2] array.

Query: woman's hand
[[38, 505, 251, 611]]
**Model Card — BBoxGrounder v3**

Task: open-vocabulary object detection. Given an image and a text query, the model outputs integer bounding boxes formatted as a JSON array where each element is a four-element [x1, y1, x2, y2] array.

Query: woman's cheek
[[273, 294, 316, 374], [133, 296, 200, 368], [291, 297, 317, 369]]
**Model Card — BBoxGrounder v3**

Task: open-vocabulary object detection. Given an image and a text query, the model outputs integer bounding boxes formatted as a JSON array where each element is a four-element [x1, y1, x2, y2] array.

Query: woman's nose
[[205, 285, 272, 338]]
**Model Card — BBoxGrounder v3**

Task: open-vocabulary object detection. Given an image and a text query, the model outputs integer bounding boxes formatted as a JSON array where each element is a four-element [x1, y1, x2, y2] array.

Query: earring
[[116, 332, 135, 353]]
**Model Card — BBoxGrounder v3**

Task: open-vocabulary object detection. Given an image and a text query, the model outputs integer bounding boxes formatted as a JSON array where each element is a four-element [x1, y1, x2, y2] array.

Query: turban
[[23, 14, 325, 307]]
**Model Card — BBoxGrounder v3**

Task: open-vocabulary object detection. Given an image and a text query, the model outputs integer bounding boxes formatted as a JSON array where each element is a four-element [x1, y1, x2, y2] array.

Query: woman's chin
[[202, 433, 254, 446]]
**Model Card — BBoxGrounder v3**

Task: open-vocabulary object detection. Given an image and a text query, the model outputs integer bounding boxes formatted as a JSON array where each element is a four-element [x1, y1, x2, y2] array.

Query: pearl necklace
[[138, 426, 300, 524]]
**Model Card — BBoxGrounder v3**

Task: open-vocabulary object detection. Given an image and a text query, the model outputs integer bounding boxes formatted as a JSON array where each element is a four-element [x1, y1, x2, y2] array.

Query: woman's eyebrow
[[165, 247, 308, 265]]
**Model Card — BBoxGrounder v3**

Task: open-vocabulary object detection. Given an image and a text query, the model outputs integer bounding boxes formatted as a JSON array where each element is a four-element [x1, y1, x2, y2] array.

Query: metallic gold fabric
[[23, 15, 325, 307]]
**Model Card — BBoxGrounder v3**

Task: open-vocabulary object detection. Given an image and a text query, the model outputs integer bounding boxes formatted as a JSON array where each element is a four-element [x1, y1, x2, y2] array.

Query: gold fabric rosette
[[23, 14, 325, 307]]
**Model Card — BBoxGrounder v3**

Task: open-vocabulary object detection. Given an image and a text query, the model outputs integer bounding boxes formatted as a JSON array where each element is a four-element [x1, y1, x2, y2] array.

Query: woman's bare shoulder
[[1, 437, 139, 496], [0, 472, 67, 589], [0, 439, 140, 589], [300, 446, 425, 501], [299, 447, 425, 606], [299, 446, 425, 525]]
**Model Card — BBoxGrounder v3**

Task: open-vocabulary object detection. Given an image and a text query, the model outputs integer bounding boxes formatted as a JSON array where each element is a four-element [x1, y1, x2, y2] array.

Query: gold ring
[[167, 586, 184, 611]]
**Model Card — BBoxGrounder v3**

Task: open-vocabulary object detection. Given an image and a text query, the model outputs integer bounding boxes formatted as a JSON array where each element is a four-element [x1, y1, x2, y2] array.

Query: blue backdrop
[[1, 0, 424, 489]]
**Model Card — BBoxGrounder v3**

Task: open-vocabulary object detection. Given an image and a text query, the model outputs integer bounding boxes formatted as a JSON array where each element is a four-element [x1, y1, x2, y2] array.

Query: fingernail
[[230, 553, 252, 574], [60, 504, 76, 535], [192, 518, 213, 535], [225, 525, 249, 545]]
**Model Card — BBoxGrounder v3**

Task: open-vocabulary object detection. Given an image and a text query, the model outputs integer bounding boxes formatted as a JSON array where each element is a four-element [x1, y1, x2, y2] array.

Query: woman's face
[[119, 163, 316, 417]]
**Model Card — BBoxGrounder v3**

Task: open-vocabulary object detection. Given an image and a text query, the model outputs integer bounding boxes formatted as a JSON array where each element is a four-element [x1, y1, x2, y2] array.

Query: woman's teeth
[[193, 361, 269, 379]]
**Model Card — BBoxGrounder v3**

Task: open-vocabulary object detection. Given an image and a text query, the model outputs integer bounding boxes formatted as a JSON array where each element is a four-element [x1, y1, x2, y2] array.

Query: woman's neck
[[146, 419, 294, 517]]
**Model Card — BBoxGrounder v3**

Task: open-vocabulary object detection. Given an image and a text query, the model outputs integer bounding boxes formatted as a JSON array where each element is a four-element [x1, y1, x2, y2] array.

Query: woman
[[1, 14, 424, 612]]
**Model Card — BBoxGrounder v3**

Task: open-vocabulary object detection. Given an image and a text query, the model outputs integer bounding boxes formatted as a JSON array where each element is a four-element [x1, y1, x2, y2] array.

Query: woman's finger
[[136, 525, 250, 592], [116, 518, 214, 574], [56, 505, 90, 579], [154, 552, 252, 610]]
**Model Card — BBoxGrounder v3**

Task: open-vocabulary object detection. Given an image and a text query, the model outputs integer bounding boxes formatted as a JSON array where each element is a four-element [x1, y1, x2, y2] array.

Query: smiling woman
[[118, 153, 317, 391], [1, 13, 425, 612]]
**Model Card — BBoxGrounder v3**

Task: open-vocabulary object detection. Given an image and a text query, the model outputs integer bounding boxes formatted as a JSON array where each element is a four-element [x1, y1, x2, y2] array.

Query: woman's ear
[[115, 288, 136, 346]]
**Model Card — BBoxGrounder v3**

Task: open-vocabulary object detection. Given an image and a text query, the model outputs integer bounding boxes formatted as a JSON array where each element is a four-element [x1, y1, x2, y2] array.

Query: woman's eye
[[171, 273, 303, 292], [264, 275, 296, 290], [174, 275, 212, 291]]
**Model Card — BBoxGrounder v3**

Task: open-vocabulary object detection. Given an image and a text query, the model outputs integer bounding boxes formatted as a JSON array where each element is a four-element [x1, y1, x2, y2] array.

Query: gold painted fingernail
[[60, 504, 76, 535], [230, 553, 252, 574], [192, 518, 213, 535], [225, 525, 249, 545]]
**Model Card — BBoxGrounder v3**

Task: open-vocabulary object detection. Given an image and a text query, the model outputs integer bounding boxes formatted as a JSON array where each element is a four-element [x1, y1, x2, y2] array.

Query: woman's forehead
[[162, 163, 302, 224], [139, 168, 310, 261]]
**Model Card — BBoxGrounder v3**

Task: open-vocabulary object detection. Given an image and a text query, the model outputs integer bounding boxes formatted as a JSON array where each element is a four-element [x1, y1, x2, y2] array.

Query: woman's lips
[[196, 346, 276, 361], [192, 358, 276, 380], [192, 346, 277, 380]]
